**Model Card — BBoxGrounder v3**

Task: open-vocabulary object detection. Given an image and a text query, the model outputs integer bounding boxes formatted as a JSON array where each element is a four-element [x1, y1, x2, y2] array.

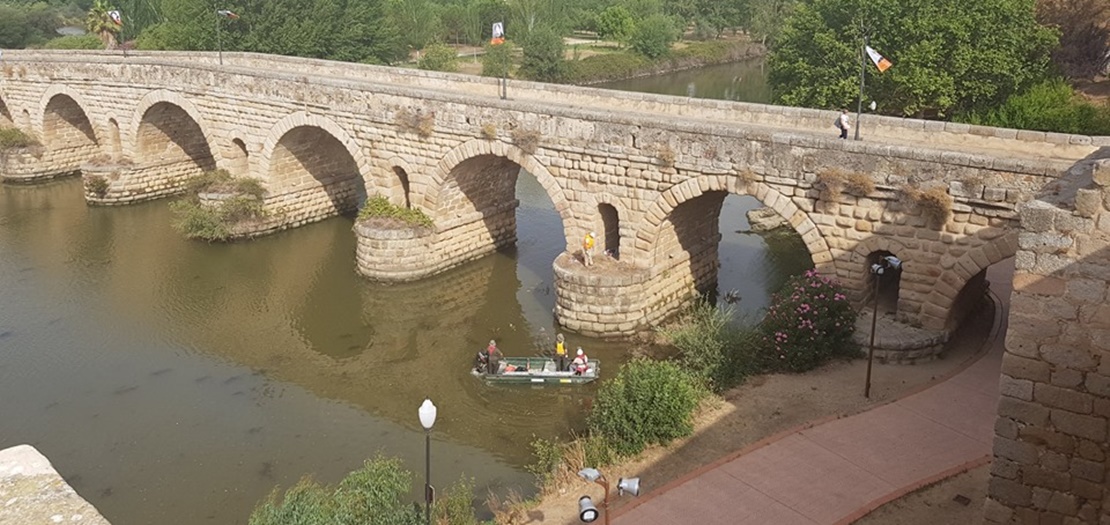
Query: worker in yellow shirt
[[554, 333, 567, 371], [582, 231, 596, 266]]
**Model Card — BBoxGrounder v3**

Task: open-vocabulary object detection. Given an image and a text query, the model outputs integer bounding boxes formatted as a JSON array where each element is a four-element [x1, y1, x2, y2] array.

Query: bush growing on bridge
[[758, 269, 859, 373], [587, 358, 704, 457], [0, 127, 39, 150], [901, 184, 953, 228], [170, 170, 268, 242], [357, 195, 434, 228]]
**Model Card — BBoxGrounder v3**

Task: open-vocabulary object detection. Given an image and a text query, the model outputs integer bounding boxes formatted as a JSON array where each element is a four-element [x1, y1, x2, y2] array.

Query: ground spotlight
[[578, 495, 599, 522]]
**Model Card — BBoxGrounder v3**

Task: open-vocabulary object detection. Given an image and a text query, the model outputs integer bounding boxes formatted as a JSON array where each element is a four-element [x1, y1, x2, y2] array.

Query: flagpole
[[854, 33, 867, 141]]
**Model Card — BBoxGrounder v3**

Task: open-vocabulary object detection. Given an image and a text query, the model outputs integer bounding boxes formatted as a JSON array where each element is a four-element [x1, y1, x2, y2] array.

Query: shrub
[[526, 435, 615, 493], [562, 52, 652, 84], [518, 28, 565, 82], [357, 195, 434, 228], [587, 359, 703, 457], [248, 455, 423, 525], [661, 301, 761, 392], [171, 170, 268, 242], [960, 78, 1110, 135], [901, 185, 952, 228], [418, 43, 458, 72], [434, 476, 480, 525], [656, 144, 675, 167], [815, 168, 874, 203], [0, 127, 39, 150], [43, 34, 102, 49], [395, 108, 435, 138], [510, 128, 541, 154], [758, 269, 858, 373], [84, 175, 109, 198], [481, 41, 512, 78]]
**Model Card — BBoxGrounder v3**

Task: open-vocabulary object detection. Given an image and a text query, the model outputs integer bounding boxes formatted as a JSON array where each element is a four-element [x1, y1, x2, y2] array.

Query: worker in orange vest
[[582, 231, 596, 266]]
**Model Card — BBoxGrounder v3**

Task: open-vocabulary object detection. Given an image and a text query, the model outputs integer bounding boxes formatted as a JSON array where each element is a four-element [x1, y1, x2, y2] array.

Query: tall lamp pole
[[854, 32, 868, 141], [864, 255, 901, 398], [418, 399, 438, 525], [215, 9, 237, 66]]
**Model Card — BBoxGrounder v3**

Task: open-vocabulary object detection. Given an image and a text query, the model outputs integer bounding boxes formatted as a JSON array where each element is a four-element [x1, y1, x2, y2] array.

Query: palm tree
[[86, 0, 121, 50]]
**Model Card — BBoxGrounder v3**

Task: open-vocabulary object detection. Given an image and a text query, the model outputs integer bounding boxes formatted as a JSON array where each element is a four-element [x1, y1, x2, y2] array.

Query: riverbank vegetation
[[357, 195, 434, 229], [170, 169, 268, 242], [0, 127, 39, 150]]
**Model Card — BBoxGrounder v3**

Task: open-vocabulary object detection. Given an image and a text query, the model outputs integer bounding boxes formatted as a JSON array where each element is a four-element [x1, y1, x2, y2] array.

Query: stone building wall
[[984, 159, 1110, 524]]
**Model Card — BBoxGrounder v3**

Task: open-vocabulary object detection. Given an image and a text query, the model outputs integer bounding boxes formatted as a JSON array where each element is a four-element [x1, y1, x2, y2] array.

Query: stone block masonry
[[0, 444, 110, 524], [984, 159, 1110, 524]]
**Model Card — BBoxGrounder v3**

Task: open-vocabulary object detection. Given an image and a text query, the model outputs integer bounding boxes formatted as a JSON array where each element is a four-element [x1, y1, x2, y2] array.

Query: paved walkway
[[615, 264, 1012, 525]]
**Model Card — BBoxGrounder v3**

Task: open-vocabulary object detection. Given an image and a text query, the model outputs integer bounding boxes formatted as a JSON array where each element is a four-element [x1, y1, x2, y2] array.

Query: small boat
[[472, 357, 601, 384]]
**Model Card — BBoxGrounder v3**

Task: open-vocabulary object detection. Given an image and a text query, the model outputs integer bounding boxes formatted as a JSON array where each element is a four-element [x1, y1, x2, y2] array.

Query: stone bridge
[[0, 50, 1104, 339]]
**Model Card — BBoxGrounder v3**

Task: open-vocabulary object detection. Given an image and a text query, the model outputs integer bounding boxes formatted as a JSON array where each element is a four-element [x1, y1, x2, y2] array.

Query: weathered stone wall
[[0, 444, 110, 525], [984, 159, 1110, 524]]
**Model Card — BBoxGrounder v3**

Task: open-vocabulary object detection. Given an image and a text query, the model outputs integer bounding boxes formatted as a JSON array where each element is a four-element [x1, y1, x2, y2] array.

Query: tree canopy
[[768, 0, 1059, 118]]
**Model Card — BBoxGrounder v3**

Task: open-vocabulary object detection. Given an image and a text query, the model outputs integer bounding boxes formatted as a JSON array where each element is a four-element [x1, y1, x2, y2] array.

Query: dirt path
[[510, 296, 1000, 525]]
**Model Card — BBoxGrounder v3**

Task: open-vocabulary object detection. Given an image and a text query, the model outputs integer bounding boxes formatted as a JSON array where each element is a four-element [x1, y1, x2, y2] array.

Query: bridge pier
[[0, 148, 83, 183], [80, 159, 206, 205], [354, 199, 519, 282]]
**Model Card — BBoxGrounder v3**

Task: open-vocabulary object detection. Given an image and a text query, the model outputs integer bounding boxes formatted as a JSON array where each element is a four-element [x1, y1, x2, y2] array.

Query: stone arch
[[127, 90, 214, 160], [598, 203, 620, 259], [34, 85, 96, 142], [425, 139, 575, 249], [921, 231, 1018, 330], [106, 118, 122, 159], [224, 138, 250, 176], [40, 93, 98, 152], [133, 100, 216, 174], [383, 156, 418, 209], [634, 176, 831, 271], [258, 112, 370, 187], [259, 115, 368, 219]]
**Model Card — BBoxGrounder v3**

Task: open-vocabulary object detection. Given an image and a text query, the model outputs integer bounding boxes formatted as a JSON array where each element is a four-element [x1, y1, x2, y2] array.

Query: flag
[[108, 10, 122, 26], [217, 9, 239, 19], [865, 45, 892, 73], [491, 22, 505, 45]]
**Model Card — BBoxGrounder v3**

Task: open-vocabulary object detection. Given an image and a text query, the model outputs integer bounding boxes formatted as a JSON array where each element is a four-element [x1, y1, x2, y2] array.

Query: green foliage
[[481, 41, 513, 77], [86, 0, 120, 49], [389, 0, 444, 51], [769, 0, 1059, 118], [171, 170, 267, 242], [434, 477, 480, 525], [758, 269, 858, 373], [0, 2, 67, 49], [357, 195, 434, 228], [248, 455, 423, 525], [587, 358, 703, 457], [960, 78, 1110, 135], [0, 127, 39, 149], [518, 27, 564, 82], [562, 51, 651, 84], [417, 42, 458, 72], [595, 6, 635, 44], [660, 301, 760, 392], [628, 13, 677, 59], [43, 33, 103, 49], [84, 175, 110, 197], [748, 0, 796, 45]]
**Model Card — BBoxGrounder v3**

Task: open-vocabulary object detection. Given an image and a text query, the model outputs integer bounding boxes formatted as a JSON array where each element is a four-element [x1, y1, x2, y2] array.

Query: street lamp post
[[576, 468, 640, 525], [864, 255, 901, 398], [215, 9, 237, 66], [418, 399, 437, 525]]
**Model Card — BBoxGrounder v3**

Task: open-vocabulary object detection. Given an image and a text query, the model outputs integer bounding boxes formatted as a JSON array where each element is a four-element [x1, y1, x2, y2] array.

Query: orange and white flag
[[865, 45, 892, 73]]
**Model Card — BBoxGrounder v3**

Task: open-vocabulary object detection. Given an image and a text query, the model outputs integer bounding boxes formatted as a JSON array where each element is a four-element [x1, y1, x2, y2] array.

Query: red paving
[[614, 264, 1012, 525]]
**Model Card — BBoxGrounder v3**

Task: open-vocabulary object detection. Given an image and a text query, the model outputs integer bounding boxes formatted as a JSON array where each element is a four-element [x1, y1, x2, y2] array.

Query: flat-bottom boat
[[471, 357, 600, 384]]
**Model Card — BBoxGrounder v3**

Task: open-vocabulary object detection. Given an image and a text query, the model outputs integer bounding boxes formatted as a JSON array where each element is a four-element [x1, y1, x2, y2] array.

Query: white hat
[[576, 348, 584, 356], [590, 231, 596, 236]]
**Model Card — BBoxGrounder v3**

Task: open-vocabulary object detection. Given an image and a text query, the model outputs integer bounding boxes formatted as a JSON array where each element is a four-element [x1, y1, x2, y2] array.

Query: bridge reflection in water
[[0, 175, 809, 524]]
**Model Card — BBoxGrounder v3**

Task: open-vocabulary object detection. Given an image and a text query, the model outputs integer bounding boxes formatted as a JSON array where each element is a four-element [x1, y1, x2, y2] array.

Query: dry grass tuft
[[901, 184, 953, 228], [480, 123, 497, 140], [394, 107, 435, 138], [511, 128, 542, 154], [657, 144, 676, 168], [738, 169, 757, 187], [816, 168, 875, 203]]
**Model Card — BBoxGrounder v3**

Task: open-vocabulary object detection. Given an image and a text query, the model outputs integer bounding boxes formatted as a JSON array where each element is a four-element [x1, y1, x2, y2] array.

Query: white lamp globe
[[418, 399, 437, 430]]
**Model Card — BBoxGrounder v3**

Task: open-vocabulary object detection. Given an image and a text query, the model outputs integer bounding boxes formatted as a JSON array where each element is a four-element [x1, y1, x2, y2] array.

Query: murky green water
[[594, 58, 771, 103], [0, 58, 809, 525]]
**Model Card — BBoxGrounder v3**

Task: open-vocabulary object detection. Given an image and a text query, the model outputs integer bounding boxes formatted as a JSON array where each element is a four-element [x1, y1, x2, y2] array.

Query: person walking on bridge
[[836, 108, 850, 139]]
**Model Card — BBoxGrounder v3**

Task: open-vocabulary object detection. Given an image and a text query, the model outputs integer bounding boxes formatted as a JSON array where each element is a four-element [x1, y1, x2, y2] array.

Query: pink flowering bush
[[759, 269, 859, 373]]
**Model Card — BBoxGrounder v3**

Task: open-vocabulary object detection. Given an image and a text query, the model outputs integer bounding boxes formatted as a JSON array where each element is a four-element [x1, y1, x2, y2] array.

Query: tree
[[629, 13, 677, 59], [0, 6, 31, 49], [768, 0, 1058, 118], [748, 0, 795, 45], [388, 0, 444, 52], [596, 5, 636, 45], [1037, 0, 1110, 78], [418, 42, 458, 71], [518, 27, 564, 81], [86, 0, 122, 49], [481, 40, 513, 77]]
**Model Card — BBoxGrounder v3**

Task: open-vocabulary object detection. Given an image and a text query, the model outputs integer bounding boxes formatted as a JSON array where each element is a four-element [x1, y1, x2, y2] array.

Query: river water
[[0, 57, 808, 524]]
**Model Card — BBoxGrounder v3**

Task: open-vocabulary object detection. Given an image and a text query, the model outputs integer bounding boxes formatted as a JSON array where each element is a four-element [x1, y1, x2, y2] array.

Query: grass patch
[[480, 123, 497, 140], [511, 128, 542, 154], [171, 170, 268, 242], [395, 107, 435, 138], [357, 195, 434, 229], [656, 144, 676, 167], [84, 175, 109, 198]]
